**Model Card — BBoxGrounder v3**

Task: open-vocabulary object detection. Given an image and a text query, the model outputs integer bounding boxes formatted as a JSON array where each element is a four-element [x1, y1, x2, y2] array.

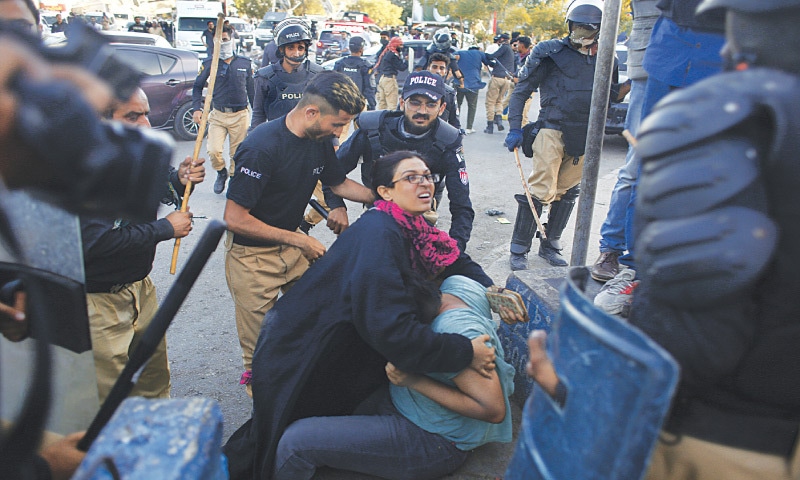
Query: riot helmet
[[566, 0, 603, 48], [433, 31, 451, 51], [698, 0, 800, 73], [566, 0, 603, 24], [274, 18, 312, 63]]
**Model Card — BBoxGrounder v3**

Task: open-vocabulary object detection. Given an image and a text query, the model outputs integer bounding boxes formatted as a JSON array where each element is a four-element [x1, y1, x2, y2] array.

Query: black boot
[[213, 167, 228, 194], [494, 114, 505, 131], [510, 194, 542, 271], [538, 185, 579, 267], [484, 120, 493, 134]]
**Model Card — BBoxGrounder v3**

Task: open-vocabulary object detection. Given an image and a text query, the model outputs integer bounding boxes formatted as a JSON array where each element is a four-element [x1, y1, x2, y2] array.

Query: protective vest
[[528, 38, 597, 156], [356, 110, 460, 187], [635, 67, 800, 419], [256, 61, 321, 121], [441, 84, 458, 127], [334, 55, 369, 92]]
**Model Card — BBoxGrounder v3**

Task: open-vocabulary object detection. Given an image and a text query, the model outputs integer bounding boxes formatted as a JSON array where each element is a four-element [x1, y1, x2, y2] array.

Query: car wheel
[[174, 102, 199, 141]]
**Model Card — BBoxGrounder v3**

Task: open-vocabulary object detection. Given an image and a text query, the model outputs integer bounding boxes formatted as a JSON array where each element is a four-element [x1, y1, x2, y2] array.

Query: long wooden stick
[[514, 148, 547, 240], [170, 12, 226, 275]]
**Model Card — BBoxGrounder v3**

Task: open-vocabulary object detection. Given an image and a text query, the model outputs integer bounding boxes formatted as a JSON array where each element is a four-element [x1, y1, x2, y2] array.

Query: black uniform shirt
[[334, 55, 376, 109], [192, 55, 255, 111], [376, 51, 407, 76], [226, 117, 347, 247], [332, 113, 473, 251]]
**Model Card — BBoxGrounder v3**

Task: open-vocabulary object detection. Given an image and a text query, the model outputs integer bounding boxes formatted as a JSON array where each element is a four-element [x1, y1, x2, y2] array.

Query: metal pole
[[569, 0, 622, 267]]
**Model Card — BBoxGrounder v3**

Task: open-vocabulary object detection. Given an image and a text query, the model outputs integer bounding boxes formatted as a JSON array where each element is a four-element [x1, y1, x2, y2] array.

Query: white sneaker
[[465, 128, 475, 134], [593, 268, 638, 317]]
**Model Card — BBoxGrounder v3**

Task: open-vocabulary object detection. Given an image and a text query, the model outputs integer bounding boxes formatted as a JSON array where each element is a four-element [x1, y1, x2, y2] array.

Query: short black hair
[[299, 70, 365, 116], [517, 36, 532, 49], [427, 52, 450, 69]]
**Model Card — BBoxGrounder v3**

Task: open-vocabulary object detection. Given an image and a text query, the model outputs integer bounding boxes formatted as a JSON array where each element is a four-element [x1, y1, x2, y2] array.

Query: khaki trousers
[[485, 76, 512, 119], [225, 236, 309, 395], [376, 76, 399, 111], [646, 432, 800, 480], [526, 128, 583, 204], [522, 94, 535, 126], [207, 108, 250, 172], [87, 276, 170, 403]]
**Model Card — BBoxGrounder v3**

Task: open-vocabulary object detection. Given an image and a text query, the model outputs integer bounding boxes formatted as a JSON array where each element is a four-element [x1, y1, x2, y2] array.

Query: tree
[[233, 0, 272, 21], [348, 0, 403, 27], [294, 0, 326, 16], [498, 4, 532, 34], [526, 0, 567, 40]]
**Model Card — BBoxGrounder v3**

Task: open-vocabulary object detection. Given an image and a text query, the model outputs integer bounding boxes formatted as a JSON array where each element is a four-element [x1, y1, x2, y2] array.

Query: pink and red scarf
[[374, 200, 460, 278]]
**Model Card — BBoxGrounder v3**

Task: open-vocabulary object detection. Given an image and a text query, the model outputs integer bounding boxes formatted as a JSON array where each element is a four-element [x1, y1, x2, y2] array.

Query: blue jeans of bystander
[[598, 79, 647, 267]]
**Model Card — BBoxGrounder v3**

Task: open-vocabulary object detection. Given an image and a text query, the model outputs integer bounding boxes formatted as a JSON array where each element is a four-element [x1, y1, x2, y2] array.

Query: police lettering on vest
[[281, 93, 303, 100]]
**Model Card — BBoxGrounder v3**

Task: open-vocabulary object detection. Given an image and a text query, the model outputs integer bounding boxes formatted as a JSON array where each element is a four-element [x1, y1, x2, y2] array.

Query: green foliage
[[294, 0, 326, 16], [526, 0, 567, 40], [498, 4, 532, 33], [348, 0, 403, 27], [233, 0, 272, 20]]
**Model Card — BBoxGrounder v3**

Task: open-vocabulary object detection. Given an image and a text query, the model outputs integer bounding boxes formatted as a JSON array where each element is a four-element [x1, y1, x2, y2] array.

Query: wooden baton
[[170, 12, 226, 275], [514, 148, 547, 240]]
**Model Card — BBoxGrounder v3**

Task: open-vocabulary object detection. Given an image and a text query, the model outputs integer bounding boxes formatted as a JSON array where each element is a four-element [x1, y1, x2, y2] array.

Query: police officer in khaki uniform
[[84, 88, 205, 403], [192, 26, 254, 194], [484, 33, 514, 134]]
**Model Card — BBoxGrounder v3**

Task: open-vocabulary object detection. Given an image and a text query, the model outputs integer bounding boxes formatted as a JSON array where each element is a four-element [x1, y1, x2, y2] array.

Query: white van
[[175, 1, 224, 58]]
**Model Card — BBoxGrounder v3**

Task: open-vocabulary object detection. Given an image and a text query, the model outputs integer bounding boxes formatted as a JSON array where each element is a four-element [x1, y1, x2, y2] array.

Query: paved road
[[150, 87, 629, 478]]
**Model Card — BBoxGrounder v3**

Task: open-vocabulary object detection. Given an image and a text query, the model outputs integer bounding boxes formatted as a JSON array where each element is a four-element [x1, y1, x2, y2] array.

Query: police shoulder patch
[[458, 166, 468, 185]]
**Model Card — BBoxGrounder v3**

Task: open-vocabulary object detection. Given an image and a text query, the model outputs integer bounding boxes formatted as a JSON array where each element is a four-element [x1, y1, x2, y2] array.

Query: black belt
[[380, 74, 396, 78], [665, 396, 800, 457], [214, 106, 247, 113]]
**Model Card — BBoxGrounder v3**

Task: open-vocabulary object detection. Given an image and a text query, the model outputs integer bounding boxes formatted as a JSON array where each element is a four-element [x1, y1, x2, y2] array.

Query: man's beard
[[404, 113, 433, 135], [305, 120, 333, 142]]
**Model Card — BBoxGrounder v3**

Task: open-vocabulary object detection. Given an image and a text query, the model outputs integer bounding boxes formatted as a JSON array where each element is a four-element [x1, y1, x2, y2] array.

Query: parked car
[[315, 29, 350, 64], [254, 12, 286, 48], [101, 30, 173, 48], [604, 43, 630, 135], [109, 43, 201, 140], [227, 17, 254, 52]]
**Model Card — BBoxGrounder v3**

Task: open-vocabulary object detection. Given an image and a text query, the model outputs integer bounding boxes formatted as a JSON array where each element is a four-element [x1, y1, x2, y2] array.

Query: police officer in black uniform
[[192, 25, 254, 194], [503, 0, 624, 269], [426, 52, 461, 130], [333, 36, 376, 110], [630, 0, 800, 477], [251, 18, 322, 128], [374, 36, 407, 111], [416, 30, 465, 89], [325, 71, 474, 253]]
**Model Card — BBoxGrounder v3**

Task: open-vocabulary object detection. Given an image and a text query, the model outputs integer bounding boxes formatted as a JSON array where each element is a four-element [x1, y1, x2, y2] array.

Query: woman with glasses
[[224, 151, 499, 480]]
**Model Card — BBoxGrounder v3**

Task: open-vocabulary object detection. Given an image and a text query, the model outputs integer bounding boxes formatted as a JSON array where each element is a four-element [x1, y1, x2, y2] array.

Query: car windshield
[[258, 20, 277, 30], [320, 32, 348, 43], [232, 23, 252, 32], [178, 17, 218, 31]]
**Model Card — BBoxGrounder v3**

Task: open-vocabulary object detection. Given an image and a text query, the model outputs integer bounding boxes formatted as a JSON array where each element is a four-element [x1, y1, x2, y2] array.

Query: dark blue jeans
[[273, 390, 468, 480], [598, 79, 646, 262]]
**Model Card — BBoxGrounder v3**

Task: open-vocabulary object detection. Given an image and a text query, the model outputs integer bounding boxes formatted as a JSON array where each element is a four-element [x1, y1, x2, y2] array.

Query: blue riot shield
[[505, 267, 678, 480]]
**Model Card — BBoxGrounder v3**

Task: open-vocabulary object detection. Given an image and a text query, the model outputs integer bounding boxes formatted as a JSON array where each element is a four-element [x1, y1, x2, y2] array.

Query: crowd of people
[[1, 0, 799, 479]]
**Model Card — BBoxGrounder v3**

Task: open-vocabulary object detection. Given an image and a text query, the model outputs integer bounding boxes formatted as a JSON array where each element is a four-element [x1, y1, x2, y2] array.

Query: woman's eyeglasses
[[390, 173, 441, 186]]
